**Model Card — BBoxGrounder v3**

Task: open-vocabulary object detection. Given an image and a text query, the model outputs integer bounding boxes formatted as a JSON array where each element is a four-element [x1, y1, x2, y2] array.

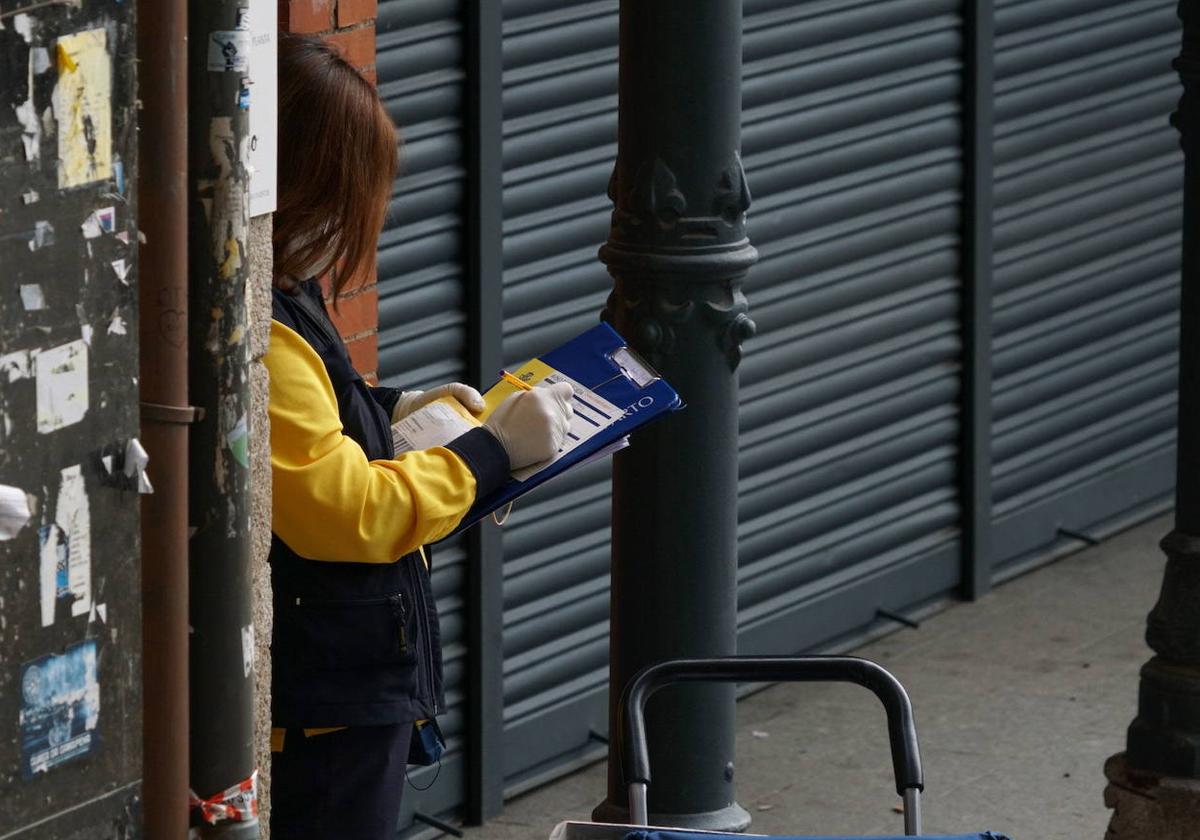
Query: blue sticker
[[114, 161, 125, 196], [238, 80, 251, 111], [19, 640, 100, 777]]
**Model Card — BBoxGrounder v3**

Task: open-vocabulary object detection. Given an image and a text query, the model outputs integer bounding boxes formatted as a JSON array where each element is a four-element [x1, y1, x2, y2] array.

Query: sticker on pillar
[[208, 30, 250, 72], [36, 340, 88, 433], [51, 28, 113, 189], [19, 640, 100, 777]]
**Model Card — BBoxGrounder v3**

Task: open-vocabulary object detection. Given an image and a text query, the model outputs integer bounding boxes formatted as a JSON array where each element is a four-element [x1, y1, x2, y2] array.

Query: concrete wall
[[248, 214, 274, 835]]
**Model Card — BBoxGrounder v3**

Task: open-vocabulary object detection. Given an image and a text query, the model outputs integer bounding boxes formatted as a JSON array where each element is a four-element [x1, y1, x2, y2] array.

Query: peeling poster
[[20, 640, 100, 776], [0, 485, 31, 540], [38, 465, 91, 626], [51, 28, 112, 189], [35, 340, 88, 433]]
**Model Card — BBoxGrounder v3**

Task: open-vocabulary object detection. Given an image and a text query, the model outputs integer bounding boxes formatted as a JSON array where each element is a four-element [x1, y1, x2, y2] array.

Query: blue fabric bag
[[622, 833, 1013, 840]]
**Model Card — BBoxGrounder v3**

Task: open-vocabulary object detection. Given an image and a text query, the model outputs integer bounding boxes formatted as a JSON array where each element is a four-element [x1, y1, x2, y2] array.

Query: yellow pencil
[[499, 370, 534, 391]]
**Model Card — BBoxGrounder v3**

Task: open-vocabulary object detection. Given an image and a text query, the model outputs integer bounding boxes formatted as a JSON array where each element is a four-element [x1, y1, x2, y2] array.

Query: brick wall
[[278, 0, 382, 380]]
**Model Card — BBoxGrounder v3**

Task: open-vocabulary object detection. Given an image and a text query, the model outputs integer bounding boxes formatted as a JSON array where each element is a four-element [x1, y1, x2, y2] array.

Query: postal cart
[[550, 656, 1011, 840]]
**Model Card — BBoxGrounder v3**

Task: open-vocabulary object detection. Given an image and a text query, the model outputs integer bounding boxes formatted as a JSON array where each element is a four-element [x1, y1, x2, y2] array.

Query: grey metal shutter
[[376, 0, 472, 820], [735, 0, 965, 647], [497, 0, 967, 787], [499, 0, 622, 788], [990, 0, 1181, 571]]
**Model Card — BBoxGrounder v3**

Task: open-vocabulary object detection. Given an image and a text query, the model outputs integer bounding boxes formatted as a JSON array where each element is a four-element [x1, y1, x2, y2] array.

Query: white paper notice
[[0, 485, 31, 540], [391, 401, 475, 455], [248, 0, 277, 216], [36, 340, 89, 433]]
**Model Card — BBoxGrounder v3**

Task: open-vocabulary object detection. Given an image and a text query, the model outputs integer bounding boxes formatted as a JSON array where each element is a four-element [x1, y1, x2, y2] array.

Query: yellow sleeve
[[266, 320, 481, 563]]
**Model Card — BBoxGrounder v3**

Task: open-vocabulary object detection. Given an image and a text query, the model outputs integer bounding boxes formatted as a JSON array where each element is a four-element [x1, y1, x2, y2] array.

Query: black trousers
[[271, 723, 413, 840]]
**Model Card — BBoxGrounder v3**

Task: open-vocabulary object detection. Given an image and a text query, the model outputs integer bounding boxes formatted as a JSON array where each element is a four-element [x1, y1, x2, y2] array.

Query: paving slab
[[457, 515, 1168, 840]]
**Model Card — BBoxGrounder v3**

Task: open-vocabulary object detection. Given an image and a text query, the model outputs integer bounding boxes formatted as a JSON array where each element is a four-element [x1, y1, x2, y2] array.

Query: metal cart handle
[[618, 656, 925, 836]]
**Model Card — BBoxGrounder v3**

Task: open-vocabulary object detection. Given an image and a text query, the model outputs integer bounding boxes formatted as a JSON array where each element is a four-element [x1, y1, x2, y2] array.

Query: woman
[[266, 35, 572, 839]]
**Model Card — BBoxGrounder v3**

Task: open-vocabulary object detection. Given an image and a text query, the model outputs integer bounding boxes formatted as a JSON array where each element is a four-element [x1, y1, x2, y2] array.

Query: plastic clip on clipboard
[[389, 323, 682, 530]]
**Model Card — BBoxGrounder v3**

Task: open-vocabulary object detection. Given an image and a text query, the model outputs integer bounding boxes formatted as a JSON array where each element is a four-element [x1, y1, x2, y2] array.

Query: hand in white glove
[[392, 383, 486, 422], [484, 382, 574, 469]]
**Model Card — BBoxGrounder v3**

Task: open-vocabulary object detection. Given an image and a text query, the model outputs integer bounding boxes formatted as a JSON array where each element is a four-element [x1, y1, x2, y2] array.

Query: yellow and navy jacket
[[266, 281, 509, 727]]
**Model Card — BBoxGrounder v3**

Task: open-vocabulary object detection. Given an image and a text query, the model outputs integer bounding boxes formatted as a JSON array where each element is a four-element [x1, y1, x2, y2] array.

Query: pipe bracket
[[141, 401, 205, 425]]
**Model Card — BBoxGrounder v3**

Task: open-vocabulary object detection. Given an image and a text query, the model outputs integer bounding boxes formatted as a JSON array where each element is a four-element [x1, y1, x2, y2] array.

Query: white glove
[[392, 383, 485, 422], [484, 382, 574, 469]]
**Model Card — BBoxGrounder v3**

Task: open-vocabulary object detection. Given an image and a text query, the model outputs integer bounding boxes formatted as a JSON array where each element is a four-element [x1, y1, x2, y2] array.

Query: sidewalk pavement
[[462, 514, 1168, 840]]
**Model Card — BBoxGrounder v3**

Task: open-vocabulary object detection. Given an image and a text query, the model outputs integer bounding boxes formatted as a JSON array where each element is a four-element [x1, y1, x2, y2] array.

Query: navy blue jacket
[[268, 281, 508, 727]]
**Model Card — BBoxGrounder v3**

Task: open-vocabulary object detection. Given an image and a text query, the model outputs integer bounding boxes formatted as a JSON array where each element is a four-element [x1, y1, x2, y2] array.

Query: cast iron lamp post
[[593, 0, 757, 831], [1105, 1, 1200, 834]]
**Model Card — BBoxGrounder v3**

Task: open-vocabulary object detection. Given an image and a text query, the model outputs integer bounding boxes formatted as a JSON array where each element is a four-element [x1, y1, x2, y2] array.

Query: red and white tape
[[189, 769, 258, 825]]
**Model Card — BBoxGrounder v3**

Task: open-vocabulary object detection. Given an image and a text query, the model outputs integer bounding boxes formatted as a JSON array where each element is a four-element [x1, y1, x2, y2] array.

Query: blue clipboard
[[460, 323, 682, 529]]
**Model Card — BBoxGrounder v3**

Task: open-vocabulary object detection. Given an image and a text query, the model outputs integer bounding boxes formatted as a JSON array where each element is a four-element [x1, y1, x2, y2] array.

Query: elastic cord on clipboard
[[492, 502, 514, 526]]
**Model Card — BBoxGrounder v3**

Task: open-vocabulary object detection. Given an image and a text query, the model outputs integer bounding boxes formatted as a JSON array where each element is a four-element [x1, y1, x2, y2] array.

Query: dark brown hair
[[274, 34, 398, 297]]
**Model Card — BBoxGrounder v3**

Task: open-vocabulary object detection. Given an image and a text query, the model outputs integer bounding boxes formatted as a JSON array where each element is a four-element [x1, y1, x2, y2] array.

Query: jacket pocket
[[290, 592, 416, 669]]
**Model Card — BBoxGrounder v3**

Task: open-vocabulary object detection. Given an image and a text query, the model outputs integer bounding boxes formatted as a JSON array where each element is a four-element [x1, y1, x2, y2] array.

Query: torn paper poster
[[15, 98, 40, 162], [36, 340, 89, 433], [80, 324, 93, 346], [242, 624, 254, 678], [22, 190, 39, 204], [27, 220, 54, 251], [52, 28, 113, 189], [124, 437, 153, 494], [113, 160, 125, 195], [110, 258, 129, 283], [31, 46, 51, 75], [80, 214, 101, 239], [226, 414, 249, 468], [107, 312, 127, 336], [0, 351, 32, 383], [38, 523, 68, 626], [19, 284, 46, 311], [0, 485, 31, 540], [12, 14, 33, 42], [208, 30, 250, 72], [19, 640, 100, 777], [37, 465, 92, 624]]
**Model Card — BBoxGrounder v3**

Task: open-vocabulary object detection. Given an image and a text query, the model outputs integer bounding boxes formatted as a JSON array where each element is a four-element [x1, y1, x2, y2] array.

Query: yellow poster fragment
[[52, 29, 112, 189]]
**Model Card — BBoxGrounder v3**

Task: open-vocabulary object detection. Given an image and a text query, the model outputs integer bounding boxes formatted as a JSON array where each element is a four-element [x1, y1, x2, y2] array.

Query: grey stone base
[[1104, 752, 1200, 839]]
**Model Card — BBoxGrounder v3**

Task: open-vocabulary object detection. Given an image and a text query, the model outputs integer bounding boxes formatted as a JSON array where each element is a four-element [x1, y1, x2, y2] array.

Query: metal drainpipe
[[187, 0, 259, 835], [137, 0, 191, 836], [593, 0, 757, 831], [1124, 0, 1200, 779]]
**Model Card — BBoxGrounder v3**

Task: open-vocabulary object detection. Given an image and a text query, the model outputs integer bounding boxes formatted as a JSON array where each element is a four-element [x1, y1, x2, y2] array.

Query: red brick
[[282, 0, 333, 33], [326, 25, 375, 70], [345, 333, 379, 378], [337, 0, 377, 27], [328, 285, 378, 341]]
